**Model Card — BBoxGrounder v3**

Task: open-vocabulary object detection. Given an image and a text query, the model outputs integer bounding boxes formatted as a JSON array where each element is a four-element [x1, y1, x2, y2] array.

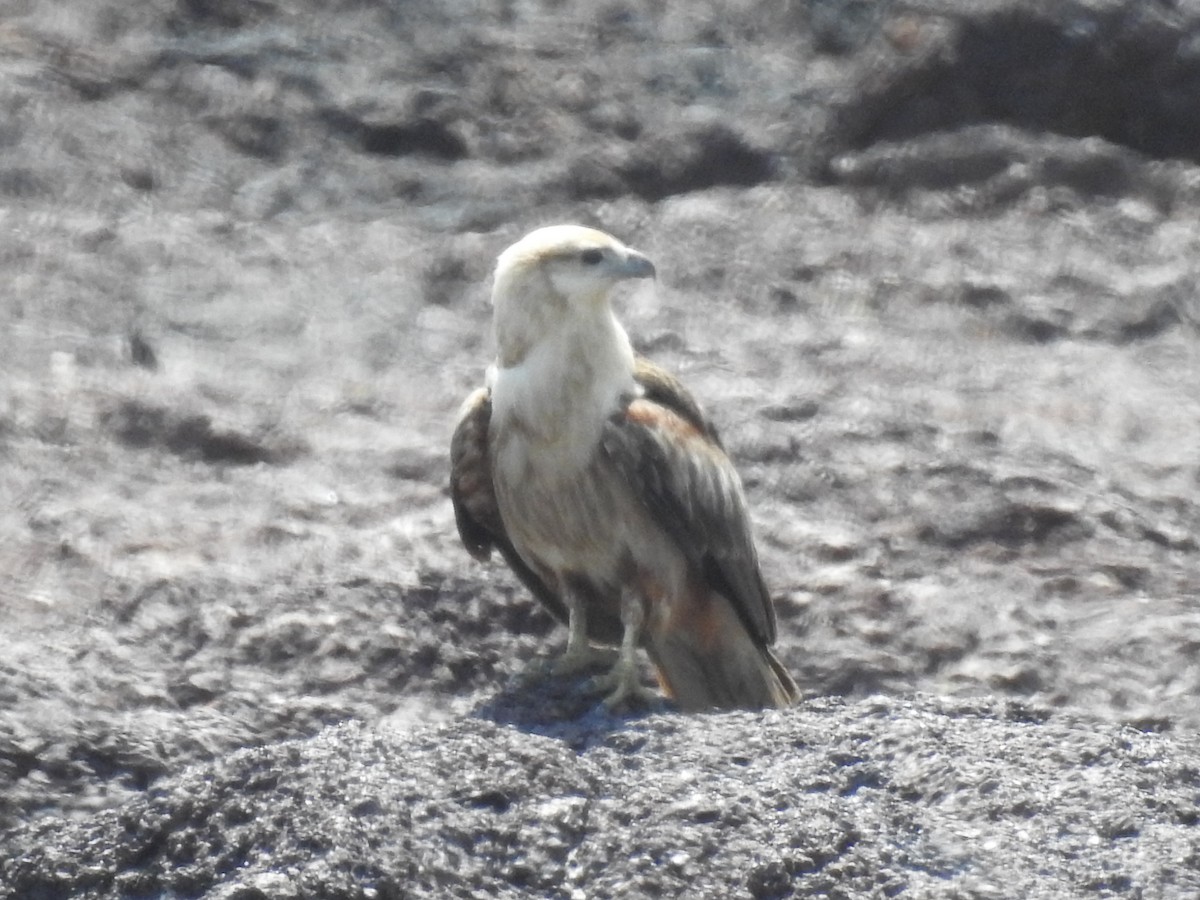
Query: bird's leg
[[527, 588, 616, 679], [549, 590, 616, 675], [592, 589, 658, 709]]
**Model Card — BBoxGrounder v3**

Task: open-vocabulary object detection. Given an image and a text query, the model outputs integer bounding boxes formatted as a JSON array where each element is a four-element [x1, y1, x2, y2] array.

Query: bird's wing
[[600, 390, 777, 647], [450, 359, 708, 561], [632, 356, 723, 447], [450, 387, 499, 561], [450, 387, 570, 624], [451, 360, 753, 638]]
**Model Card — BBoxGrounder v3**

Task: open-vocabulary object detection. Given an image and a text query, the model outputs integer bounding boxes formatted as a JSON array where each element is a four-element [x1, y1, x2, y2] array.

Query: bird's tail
[[644, 590, 798, 712]]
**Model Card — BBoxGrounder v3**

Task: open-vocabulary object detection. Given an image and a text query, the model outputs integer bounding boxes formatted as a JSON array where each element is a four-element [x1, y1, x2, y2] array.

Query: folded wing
[[450, 386, 570, 624], [450, 360, 721, 632], [599, 394, 777, 649]]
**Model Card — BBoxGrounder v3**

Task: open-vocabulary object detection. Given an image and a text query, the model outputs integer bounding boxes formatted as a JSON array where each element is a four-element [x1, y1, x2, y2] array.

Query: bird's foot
[[521, 644, 618, 683], [552, 643, 619, 676], [591, 658, 659, 710]]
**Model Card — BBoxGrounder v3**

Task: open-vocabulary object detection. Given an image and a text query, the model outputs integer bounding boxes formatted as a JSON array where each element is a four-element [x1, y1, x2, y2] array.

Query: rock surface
[[3, 0, 1200, 897], [8, 692, 1200, 899]]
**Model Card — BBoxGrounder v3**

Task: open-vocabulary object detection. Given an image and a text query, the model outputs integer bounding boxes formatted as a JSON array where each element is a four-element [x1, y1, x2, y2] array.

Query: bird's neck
[[490, 304, 635, 468]]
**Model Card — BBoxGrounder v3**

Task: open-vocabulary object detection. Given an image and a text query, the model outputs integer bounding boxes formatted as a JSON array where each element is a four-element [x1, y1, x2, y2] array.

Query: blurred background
[[3, 0, 1200, 830]]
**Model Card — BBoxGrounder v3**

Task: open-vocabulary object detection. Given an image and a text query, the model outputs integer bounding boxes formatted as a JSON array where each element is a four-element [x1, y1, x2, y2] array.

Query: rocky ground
[[3, 0, 1200, 897]]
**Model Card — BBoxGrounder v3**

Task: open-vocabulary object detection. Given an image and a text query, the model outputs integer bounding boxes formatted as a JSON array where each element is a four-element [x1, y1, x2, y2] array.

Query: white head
[[491, 225, 655, 366]]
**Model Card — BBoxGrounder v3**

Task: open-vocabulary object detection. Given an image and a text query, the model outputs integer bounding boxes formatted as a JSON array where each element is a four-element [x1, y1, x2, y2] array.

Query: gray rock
[[5, 694, 1199, 899]]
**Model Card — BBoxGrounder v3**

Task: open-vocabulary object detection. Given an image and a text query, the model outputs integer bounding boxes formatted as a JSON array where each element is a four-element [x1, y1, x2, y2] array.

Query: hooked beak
[[615, 248, 656, 281]]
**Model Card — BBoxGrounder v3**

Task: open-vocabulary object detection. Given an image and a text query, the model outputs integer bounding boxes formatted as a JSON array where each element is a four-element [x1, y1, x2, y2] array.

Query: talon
[[550, 644, 619, 677], [519, 587, 618, 684], [516, 646, 612, 684], [592, 658, 659, 709], [517, 656, 554, 685], [588, 589, 657, 709]]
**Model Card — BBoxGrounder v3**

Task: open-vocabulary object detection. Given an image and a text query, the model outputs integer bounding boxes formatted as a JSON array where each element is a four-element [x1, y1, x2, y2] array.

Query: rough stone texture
[[3, 0, 1200, 896], [8, 693, 1200, 900]]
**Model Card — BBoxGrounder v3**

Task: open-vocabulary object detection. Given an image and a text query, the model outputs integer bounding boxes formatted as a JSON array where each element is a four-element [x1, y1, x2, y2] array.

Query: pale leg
[[521, 589, 616, 680], [592, 590, 658, 708], [550, 590, 618, 674]]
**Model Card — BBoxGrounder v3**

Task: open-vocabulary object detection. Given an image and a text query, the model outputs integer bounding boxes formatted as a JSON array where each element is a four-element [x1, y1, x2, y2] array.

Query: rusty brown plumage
[[451, 361, 797, 710], [450, 359, 709, 645], [449, 224, 797, 712], [601, 395, 797, 709]]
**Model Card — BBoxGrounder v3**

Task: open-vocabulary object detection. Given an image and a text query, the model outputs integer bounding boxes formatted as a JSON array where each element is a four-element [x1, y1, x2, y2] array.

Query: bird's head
[[494, 224, 656, 307], [491, 225, 655, 365]]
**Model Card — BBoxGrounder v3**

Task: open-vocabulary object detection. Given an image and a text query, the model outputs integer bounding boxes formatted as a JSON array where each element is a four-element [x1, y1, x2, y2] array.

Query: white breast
[[489, 306, 639, 574], [490, 307, 635, 481]]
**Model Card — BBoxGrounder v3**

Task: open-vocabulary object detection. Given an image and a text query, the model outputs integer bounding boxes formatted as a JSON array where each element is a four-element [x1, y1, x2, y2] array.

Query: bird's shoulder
[[630, 356, 722, 448]]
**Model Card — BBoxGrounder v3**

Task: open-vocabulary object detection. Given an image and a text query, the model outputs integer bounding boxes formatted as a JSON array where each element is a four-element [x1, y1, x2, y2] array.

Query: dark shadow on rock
[[825, 3, 1200, 173], [206, 112, 289, 161], [470, 669, 675, 749], [567, 121, 776, 201], [320, 108, 469, 160], [102, 399, 306, 466]]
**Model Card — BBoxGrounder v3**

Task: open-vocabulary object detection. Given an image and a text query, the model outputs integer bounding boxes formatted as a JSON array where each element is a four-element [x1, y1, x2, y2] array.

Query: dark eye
[[580, 248, 604, 265]]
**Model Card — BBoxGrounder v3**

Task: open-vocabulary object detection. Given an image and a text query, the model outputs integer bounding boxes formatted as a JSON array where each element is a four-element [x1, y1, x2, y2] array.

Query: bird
[[450, 224, 798, 711]]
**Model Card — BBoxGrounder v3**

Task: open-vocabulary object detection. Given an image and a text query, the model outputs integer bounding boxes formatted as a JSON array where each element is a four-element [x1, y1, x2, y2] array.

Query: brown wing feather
[[450, 387, 570, 624], [451, 358, 710, 558], [450, 359, 749, 640], [632, 357, 722, 446], [450, 388, 499, 561], [600, 394, 777, 648]]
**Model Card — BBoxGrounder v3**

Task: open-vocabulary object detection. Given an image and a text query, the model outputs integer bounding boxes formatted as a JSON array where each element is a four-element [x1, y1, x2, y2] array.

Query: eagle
[[450, 225, 798, 711]]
